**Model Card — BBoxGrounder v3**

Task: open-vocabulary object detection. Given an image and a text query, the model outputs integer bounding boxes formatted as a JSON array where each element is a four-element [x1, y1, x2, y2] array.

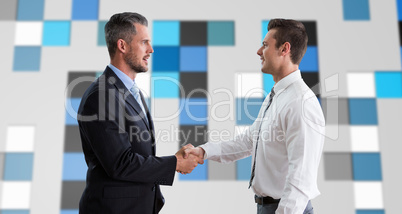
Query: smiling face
[[124, 23, 154, 73], [257, 29, 282, 76]]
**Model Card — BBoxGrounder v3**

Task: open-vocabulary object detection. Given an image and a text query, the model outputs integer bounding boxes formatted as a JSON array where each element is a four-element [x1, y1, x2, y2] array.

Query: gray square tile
[[208, 161, 236, 180], [67, 72, 97, 98], [321, 98, 349, 125], [0, 0, 17, 20], [64, 125, 82, 152], [323, 152, 353, 180], [61, 181, 86, 209], [179, 125, 208, 148]]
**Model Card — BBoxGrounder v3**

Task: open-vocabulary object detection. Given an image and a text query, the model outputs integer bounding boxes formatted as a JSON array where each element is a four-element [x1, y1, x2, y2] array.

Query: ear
[[281, 42, 291, 56], [116, 39, 128, 54]]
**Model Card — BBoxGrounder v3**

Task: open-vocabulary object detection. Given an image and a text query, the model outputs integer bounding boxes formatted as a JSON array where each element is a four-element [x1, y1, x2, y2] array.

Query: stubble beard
[[124, 52, 148, 74]]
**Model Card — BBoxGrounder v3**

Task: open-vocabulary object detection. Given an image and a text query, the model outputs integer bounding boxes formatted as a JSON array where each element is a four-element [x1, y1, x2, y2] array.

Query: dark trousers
[[257, 200, 313, 214]]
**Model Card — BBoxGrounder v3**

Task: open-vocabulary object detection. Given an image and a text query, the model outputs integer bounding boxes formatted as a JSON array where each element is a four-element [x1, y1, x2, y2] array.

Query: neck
[[272, 63, 298, 83], [110, 59, 136, 80]]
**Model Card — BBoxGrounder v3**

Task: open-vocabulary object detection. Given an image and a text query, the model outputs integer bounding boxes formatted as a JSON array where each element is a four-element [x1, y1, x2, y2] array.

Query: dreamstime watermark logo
[[65, 72, 339, 140]]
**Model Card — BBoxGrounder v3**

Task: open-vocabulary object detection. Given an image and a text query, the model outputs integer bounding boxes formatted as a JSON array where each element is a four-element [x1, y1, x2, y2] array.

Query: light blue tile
[[236, 98, 264, 125], [207, 21, 234, 46], [62, 153, 87, 181], [179, 98, 208, 125], [60, 210, 79, 214], [180, 46, 207, 72], [262, 20, 270, 41], [65, 98, 81, 125], [43, 21, 71, 46], [4, 153, 34, 181], [97, 21, 107, 46], [72, 0, 99, 20], [343, 0, 370, 21], [2, 210, 30, 214], [151, 72, 180, 98], [237, 156, 251, 180], [348, 98, 378, 125], [17, 0, 44, 20], [375, 72, 402, 98], [263, 73, 275, 95], [13, 46, 41, 71], [299, 46, 318, 72], [356, 210, 385, 214], [179, 160, 208, 180], [353, 153, 382, 181], [153, 21, 180, 46]]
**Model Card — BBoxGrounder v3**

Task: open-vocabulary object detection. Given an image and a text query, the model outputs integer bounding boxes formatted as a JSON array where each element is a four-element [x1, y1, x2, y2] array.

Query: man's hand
[[184, 147, 205, 164], [175, 144, 200, 174]]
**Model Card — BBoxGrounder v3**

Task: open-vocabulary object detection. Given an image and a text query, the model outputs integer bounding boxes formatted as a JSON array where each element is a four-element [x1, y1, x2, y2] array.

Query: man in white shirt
[[184, 19, 325, 214]]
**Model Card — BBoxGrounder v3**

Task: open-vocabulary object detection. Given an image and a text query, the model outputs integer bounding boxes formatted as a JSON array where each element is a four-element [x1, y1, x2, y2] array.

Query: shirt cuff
[[198, 142, 221, 160]]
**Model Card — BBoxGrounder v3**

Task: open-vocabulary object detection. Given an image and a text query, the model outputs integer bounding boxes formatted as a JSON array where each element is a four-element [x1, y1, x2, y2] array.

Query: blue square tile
[[352, 153, 382, 181], [179, 160, 207, 180], [3, 153, 34, 181], [263, 73, 275, 95], [348, 98, 378, 125], [62, 152, 87, 181], [180, 46, 207, 72], [343, 0, 370, 20], [237, 156, 251, 180], [153, 21, 180, 46], [375, 72, 402, 98], [17, 0, 44, 20], [13, 46, 41, 71], [207, 21, 235, 46], [72, 0, 99, 20], [236, 98, 264, 125], [151, 72, 180, 98], [2, 210, 30, 214], [43, 21, 71, 46], [97, 21, 107, 46], [60, 210, 79, 214], [152, 46, 179, 72], [65, 98, 81, 125], [356, 210, 385, 214], [398, 0, 402, 20], [179, 98, 208, 125], [262, 20, 270, 41], [299, 46, 318, 72]]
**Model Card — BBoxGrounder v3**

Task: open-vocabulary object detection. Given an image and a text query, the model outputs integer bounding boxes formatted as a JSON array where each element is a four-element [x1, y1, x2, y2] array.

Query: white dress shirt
[[200, 70, 325, 214]]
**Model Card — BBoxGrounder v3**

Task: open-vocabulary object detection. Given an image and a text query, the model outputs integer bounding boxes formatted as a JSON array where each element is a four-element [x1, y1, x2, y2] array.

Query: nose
[[257, 46, 263, 56], [149, 45, 154, 54]]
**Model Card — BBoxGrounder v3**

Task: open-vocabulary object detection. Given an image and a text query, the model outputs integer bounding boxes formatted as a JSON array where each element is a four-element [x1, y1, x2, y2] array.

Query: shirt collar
[[273, 70, 302, 94], [108, 64, 135, 91]]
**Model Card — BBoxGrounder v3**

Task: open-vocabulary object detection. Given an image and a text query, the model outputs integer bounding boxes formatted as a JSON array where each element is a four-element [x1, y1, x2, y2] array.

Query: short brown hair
[[268, 19, 308, 65], [105, 12, 148, 58]]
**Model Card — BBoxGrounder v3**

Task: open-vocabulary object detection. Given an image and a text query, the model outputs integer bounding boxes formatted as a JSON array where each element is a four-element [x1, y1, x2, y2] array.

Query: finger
[[183, 149, 190, 158], [185, 144, 194, 149]]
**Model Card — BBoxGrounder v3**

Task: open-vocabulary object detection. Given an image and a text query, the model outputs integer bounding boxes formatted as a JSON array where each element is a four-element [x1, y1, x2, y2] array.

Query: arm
[[79, 90, 197, 185], [276, 95, 325, 213]]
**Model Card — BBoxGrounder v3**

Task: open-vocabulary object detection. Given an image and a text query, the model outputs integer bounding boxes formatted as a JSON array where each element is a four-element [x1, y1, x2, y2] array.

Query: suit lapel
[[139, 91, 156, 155], [104, 67, 151, 131]]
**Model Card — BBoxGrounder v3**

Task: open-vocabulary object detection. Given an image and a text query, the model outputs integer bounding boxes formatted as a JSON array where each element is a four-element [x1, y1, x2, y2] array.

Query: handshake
[[175, 144, 205, 174]]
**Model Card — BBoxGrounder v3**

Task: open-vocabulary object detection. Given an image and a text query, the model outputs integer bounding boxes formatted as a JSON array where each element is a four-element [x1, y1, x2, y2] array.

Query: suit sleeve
[[78, 89, 177, 186]]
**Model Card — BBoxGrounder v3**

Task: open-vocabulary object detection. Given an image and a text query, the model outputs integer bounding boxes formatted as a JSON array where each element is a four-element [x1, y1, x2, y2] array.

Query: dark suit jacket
[[77, 66, 177, 214]]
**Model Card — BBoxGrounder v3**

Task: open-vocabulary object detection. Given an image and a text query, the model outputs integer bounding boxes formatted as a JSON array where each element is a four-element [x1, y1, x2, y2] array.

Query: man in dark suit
[[77, 12, 200, 214]]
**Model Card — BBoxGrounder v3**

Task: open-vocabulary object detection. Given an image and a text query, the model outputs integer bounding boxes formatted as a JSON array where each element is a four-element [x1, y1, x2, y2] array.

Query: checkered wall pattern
[[151, 20, 235, 181], [1, 0, 399, 213], [0, 126, 35, 214]]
